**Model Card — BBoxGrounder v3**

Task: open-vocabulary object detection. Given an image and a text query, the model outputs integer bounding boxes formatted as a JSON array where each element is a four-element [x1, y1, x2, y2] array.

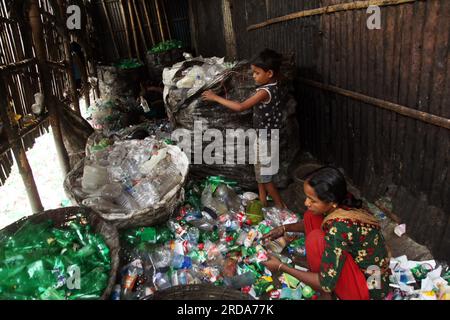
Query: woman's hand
[[262, 226, 284, 241], [262, 254, 283, 273], [202, 90, 218, 102]]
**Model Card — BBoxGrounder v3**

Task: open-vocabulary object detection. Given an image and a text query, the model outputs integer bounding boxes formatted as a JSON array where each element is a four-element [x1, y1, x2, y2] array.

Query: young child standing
[[202, 49, 287, 208]]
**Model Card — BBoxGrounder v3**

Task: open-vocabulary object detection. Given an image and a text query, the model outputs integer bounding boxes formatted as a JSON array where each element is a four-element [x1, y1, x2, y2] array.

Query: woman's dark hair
[[251, 48, 282, 74], [304, 166, 362, 209]]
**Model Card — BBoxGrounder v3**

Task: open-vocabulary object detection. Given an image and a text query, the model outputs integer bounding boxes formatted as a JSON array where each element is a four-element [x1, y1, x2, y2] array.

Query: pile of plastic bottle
[[386, 255, 450, 300], [72, 138, 182, 214], [0, 212, 111, 300], [163, 54, 236, 99], [113, 178, 314, 300]]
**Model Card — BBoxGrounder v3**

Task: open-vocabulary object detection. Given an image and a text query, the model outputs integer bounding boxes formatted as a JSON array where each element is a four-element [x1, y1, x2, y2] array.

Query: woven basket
[[64, 145, 189, 229], [144, 284, 253, 300], [0, 207, 120, 300]]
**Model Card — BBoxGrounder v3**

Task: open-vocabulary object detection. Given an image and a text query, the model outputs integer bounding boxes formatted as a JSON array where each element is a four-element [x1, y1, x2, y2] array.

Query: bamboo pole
[[56, 0, 81, 116], [222, 0, 237, 58], [132, 0, 148, 51], [141, 0, 156, 46], [119, 0, 132, 58], [247, 0, 418, 31], [101, 0, 120, 60], [0, 16, 15, 24], [299, 78, 450, 130], [187, 0, 198, 54], [161, 0, 172, 40], [0, 58, 37, 74], [28, 0, 70, 175], [47, 60, 66, 70], [0, 115, 50, 157], [154, 0, 165, 42], [0, 79, 44, 213], [127, 0, 140, 59]]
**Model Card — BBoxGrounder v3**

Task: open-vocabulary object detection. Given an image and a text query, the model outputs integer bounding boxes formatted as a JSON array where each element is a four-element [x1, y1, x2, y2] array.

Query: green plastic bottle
[[246, 200, 264, 225]]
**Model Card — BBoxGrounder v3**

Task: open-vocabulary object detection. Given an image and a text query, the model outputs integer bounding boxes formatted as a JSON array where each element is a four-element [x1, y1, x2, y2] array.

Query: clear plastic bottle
[[153, 272, 172, 290], [187, 227, 200, 245], [82, 197, 124, 212], [90, 182, 123, 200], [139, 148, 168, 175], [214, 184, 241, 213], [129, 179, 160, 208], [201, 186, 228, 215], [81, 164, 109, 192], [149, 248, 172, 269], [152, 164, 182, 199], [115, 191, 141, 211]]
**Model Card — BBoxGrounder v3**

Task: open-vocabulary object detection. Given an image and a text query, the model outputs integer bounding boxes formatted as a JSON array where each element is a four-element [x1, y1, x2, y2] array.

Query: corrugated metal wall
[[191, 0, 450, 260]]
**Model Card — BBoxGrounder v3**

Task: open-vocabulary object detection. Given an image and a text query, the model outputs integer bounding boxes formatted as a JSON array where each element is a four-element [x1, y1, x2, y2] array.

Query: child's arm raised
[[202, 89, 269, 112]]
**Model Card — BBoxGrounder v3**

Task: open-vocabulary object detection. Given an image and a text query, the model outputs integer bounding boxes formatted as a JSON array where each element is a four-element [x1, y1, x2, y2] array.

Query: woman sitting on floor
[[263, 166, 390, 300]]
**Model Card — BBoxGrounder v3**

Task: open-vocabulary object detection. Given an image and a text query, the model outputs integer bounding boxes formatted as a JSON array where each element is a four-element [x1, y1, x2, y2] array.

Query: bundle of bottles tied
[[114, 177, 312, 300]]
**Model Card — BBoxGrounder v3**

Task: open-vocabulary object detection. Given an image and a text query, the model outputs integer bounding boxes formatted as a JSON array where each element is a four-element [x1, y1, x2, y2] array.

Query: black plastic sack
[[165, 59, 300, 190]]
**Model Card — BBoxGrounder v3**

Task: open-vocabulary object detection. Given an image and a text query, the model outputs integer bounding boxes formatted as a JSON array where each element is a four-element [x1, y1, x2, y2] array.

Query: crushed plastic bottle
[[81, 164, 109, 192]]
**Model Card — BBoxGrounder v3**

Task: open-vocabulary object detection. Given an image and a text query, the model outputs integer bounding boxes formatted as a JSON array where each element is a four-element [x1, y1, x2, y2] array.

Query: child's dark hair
[[304, 166, 363, 209], [251, 48, 282, 75]]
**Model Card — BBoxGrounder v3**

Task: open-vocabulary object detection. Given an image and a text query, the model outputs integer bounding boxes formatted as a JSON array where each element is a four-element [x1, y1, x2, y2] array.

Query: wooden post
[[161, 0, 172, 40], [141, 0, 156, 46], [132, 0, 148, 52], [56, 0, 81, 116], [222, 0, 237, 59], [0, 80, 44, 213], [29, 0, 70, 175], [127, 0, 140, 59], [154, 0, 165, 42], [119, 0, 132, 58], [101, 0, 120, 60], [188, 0, 199, 54]]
